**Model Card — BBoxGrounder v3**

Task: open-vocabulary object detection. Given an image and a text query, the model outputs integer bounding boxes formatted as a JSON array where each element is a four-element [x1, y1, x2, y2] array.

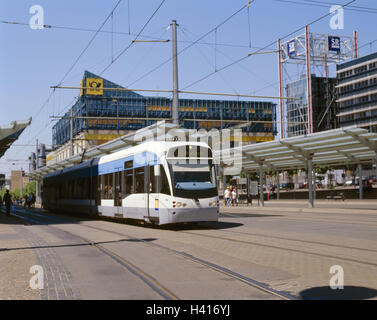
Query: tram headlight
[[209, 201, 217, 207], [176, 202, 182, 207]]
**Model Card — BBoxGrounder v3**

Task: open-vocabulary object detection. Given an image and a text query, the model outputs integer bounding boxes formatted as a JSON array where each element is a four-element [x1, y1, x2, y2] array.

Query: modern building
[[47, 71, 277, 164], [337, 51, 377, 132], [10, 170, 29, 191], [285, 75, 338, 137]]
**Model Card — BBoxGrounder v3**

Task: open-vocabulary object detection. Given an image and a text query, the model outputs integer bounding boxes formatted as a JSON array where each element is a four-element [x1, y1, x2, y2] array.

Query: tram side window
[[160, 165, 170, 195], [135, 167, 144, 193], [96, 175, 101, 204], [149, 165, 170, 195], [124, 170, 133, 196], [102, 174, 113, 199]]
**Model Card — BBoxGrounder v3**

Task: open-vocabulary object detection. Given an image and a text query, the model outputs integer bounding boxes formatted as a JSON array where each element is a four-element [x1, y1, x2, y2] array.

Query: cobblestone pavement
[[0, 217, 40, 300], [0, 214, 80, 300]]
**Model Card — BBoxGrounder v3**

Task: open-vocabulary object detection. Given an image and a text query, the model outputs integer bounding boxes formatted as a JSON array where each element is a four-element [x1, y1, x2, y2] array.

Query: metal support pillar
[[308, 159, 314, 208], [313, 168, 316, 200], [259, 164, 264, 207], [247, 173, 251, 206], [358, 163, 363, 200], [276, 170, 280, 200], [305, 26, 313, 135]]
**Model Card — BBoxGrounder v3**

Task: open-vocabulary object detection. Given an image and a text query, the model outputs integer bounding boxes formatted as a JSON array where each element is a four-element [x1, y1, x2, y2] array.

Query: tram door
[[114, 169, 123, 217], [146, 163, 160, 222]]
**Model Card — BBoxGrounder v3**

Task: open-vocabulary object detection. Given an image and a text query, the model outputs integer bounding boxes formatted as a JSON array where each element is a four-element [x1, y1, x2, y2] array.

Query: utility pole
[[171, 20, 179, 125], [20, 167, 23, 199], [70, 108, 74, 157], [36, 139, 40, 204]]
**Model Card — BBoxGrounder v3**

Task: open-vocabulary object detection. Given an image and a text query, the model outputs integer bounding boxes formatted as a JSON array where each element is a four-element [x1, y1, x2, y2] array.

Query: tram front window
[[170, 163, 217, 199]]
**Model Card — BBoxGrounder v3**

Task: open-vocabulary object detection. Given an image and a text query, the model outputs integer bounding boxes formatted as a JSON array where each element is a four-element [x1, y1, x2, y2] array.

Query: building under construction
[[48, 71, 277, 163], [285, 75, 338, 137]]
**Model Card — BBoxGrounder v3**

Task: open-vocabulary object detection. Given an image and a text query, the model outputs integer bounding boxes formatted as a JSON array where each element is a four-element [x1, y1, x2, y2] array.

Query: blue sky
[[1, 0, 376, 176]]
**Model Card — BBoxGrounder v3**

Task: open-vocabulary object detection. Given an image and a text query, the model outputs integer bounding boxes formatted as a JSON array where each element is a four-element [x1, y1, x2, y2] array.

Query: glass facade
[[52, 71, 277, 148]]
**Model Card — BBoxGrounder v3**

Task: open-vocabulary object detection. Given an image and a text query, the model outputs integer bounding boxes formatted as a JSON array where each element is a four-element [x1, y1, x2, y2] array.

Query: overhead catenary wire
[[50, 85, 297, 100], [179, 0, 356, 92], [100, 0, 168, 75], [57, 0, 123, 86], [0, 19, 276, 50], [126, 3, 250, 88], [9, 0, 124, 159]]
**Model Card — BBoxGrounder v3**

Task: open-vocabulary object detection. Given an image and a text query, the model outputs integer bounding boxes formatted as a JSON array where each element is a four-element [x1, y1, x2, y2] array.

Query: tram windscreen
[[169, 163, 217, 199]]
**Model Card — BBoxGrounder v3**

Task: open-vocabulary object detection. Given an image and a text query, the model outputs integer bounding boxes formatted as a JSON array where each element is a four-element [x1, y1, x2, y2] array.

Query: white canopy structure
[[220, 127, 377, 207], [0, 118, 32, 158]]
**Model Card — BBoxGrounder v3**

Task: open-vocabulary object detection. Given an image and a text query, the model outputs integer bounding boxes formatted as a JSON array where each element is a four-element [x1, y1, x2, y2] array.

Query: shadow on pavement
[[299, 286, 377, 300]]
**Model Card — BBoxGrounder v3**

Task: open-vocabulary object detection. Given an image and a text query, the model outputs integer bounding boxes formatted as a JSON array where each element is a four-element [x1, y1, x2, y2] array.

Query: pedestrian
[[3, 190, 12, 216], [28, 193, 33, 208], [24, 194, 28, 208], [0, 194, 2, 212], [231, 188, 238, 207], [224, 186, 231, 207]]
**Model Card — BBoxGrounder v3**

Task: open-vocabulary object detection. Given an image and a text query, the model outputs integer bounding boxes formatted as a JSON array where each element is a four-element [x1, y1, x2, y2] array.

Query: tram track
[[214, 228, 377, 254], [11, 208, 297, 300], [10, 209, 179, 300], [178, 230, 377, 268], [220, 212, 377, 227]]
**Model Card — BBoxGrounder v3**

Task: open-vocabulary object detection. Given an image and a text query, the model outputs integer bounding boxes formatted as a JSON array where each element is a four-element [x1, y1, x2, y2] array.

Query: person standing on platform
[[3, 190, 12, 216], [224, 186, 231, 207]]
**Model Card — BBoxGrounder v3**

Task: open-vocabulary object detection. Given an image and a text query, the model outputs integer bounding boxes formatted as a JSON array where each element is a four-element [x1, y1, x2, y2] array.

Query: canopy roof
[[220, 127, 377, 172], [29, 121, 180, 179], [0, 118, 32, 159]]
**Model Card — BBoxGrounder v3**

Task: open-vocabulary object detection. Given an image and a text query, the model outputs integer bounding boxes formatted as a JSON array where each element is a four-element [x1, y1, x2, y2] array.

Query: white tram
[[42, 141, 219, 225]]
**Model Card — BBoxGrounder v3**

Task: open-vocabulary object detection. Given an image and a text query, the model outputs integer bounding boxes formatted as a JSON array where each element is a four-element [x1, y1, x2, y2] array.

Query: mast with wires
[[278, 27, 357, 138], [171, 20, 179, 125]]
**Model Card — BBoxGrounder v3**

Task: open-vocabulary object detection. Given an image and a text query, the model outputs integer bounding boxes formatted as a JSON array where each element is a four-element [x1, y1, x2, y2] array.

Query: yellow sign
[[79, 79, 84, 96], [86, 78, 103, 95], [155, 199, 159, 211]]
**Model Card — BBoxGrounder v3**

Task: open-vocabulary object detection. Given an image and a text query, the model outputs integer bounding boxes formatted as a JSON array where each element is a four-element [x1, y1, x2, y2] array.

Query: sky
[[0, 0, 376, 176]]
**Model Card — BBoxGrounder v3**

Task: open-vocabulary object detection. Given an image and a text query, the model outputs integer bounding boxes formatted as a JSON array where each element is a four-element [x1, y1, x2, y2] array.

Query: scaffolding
[[278, 27, 357, 138]]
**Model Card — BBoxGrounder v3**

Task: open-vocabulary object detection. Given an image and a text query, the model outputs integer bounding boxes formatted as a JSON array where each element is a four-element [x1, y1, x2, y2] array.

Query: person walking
[[3, 190, 12, 216], [232, 188, 238, 207], [224, 186, 231, 207]]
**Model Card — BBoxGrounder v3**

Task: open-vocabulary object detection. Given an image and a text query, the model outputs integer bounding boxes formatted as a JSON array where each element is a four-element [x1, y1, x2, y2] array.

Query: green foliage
[[315, 166, 330, 174], [0, 181, 36, 199]]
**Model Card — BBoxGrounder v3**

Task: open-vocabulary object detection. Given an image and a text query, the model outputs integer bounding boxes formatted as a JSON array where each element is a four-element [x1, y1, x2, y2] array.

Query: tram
[[42, 141, 219, 225]]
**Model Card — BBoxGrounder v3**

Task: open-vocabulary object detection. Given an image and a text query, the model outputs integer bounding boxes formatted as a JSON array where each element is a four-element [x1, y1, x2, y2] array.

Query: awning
[[29, 121, 181, 179], [219, 127, 377, 172], [0, 118, 32, 158]]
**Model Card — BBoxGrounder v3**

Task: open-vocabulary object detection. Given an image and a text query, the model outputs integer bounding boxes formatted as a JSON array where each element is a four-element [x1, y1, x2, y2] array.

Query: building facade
[[337, 52, 377, 132], [285, 75, 338, 137], [10, 170, 29, 191], [48, 71, 277, 163]]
